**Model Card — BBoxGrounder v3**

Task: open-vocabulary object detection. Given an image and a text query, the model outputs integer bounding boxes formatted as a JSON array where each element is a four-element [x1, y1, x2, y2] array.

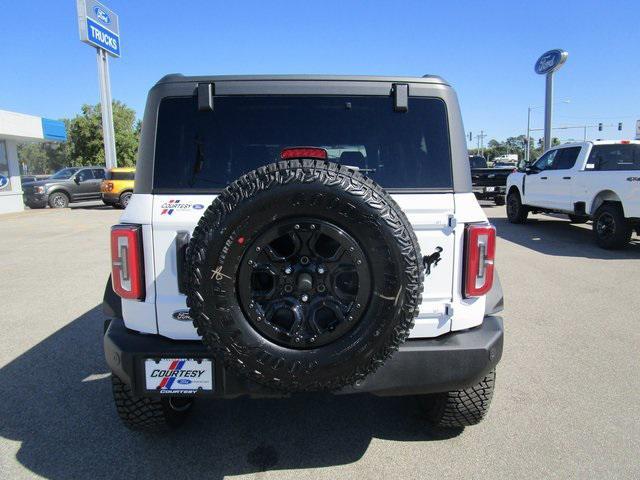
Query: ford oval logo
[[93, 6, 111, 25], [535, 49, 568, 75], [177, 379, 192, 385]]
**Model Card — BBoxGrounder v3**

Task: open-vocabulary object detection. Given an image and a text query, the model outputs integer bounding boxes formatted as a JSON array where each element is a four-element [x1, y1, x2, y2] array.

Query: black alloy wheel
[[237, 219, 371, 349]]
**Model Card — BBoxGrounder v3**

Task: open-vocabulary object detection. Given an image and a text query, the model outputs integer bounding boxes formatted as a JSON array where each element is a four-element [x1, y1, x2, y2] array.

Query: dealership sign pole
[[76, 0, 120, 169], [534, 49, 568, 151]]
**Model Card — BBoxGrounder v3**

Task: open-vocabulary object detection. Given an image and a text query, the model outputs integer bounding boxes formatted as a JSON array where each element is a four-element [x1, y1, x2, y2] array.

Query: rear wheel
[[111, 375, 193, 431], [506, 191, 528, 223], [117, 192, 132, 209], [593, 203, 631, 249], [424, 370, 496, 428], [48, 192, 69, 209]]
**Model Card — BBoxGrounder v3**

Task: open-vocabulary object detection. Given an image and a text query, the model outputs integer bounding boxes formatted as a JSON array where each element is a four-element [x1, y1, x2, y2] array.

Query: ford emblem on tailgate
[[93, 6, 111, 25]]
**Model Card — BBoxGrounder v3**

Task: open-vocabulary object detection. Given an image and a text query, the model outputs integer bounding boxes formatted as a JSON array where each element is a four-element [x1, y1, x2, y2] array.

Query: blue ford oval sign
[[93, 6, 111, 25], [0, 175, 8, 190], [535, 49, 568, 75]]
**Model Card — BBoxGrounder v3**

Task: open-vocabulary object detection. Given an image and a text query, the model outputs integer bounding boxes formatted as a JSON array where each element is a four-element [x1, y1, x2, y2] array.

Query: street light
[[525, 99, 570, 164]]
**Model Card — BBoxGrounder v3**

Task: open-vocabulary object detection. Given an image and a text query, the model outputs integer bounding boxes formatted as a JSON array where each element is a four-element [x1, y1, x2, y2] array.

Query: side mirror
[[74, 176, 81, 184]]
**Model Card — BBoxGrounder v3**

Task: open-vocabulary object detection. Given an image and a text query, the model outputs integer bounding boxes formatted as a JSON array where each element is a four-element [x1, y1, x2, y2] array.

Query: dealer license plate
[[144, 358, 214, 393], [485, 186, 495, 192]]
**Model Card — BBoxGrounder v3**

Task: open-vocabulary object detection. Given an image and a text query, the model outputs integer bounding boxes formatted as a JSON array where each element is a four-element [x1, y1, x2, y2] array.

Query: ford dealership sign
[[77, 0, 120, 57], [535, 49, 568, 75]]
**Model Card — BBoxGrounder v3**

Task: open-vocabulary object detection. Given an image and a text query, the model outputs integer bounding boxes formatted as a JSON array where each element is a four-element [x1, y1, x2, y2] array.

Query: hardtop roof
[[155, 73, 449, 86]]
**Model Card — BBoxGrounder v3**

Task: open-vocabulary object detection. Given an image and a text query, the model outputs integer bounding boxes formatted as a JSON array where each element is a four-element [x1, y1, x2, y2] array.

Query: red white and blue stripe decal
[[156, 359, 185, 389]]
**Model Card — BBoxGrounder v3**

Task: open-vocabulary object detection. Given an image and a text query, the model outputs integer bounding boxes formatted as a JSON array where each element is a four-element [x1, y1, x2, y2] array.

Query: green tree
[[67, 100, 140, 167]]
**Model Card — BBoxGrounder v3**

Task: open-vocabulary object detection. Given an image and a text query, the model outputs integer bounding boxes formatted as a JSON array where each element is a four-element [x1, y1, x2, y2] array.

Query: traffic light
[[598, 123, 603, 131], [618, 122, 622, 131]]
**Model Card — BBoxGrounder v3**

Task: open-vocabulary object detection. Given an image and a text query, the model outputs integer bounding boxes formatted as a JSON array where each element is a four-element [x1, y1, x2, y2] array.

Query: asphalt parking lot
[[1, 203, 639, 479]]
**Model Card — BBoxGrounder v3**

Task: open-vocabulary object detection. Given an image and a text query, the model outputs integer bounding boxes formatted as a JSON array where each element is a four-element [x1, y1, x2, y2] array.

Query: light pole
[[526, 99, 570, 164]]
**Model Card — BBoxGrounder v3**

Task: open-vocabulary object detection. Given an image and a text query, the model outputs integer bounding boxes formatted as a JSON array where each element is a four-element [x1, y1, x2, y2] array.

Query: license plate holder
[[144, 358, 214, 394]]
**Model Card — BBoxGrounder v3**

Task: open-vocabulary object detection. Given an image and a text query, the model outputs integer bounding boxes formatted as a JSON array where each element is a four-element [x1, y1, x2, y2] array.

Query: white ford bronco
[[506, 140, 640, 248], [103, 74, 504, 431]]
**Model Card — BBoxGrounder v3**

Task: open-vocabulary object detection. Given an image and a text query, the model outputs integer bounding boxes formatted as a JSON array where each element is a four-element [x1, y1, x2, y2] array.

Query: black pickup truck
[[470, 155, 514, 206]]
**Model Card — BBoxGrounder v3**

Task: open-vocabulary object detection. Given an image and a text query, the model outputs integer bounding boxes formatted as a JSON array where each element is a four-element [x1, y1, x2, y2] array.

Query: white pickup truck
[[506, 140, 640, 249]]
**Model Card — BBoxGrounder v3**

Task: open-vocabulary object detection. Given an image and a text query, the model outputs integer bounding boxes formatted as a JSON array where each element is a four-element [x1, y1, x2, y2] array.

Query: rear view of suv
[[101, 167, 135, 209], [103, 75, 504, 431]]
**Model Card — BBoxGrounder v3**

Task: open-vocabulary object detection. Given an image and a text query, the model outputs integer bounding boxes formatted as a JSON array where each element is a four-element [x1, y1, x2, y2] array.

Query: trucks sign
[[76, 0, 120, 57]]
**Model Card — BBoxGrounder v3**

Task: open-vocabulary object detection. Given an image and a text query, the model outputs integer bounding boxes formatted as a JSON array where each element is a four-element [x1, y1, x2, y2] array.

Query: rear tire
[[593, 203, 631, 249], [568, 214, 589, 224], [506, 191, 528, 223], [48, 192, 69, 209], [425, 370, 496, 428], [111, 375, 193, 431], [117, 192, 132, 209]]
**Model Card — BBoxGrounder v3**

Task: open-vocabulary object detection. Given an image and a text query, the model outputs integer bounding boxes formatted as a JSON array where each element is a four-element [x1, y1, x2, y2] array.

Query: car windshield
[[494, 161, 515, 167], [153, 95, 453, 190], [50, 168, 79, 180]]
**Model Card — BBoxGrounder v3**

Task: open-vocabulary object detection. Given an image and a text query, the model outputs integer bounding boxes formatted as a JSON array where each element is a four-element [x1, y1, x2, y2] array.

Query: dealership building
[[0, 109, 67, 214]]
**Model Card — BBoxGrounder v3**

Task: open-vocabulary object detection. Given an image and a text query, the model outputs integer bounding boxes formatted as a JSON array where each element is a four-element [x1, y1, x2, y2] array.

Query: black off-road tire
[[111, 375, 193, 431], [425, 369, 496, 428], [187, 160, 424, 392], [494, 195, 505, 206], [568, 214, 589, 224], [593, 203, 632, 249], [506, 190, 528, 224], [48, 191, 69, 209]]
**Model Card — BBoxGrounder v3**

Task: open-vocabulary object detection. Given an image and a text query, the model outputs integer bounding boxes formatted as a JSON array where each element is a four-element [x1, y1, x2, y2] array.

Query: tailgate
[[151, 194, 456, 340]]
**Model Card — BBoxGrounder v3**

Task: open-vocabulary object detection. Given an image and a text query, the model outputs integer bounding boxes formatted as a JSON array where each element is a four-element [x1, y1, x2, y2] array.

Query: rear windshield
[[469, 156, 487, 168], [153, 96, 452, 190], [106, 171, 135, 180], [588, 144, 640, 171]]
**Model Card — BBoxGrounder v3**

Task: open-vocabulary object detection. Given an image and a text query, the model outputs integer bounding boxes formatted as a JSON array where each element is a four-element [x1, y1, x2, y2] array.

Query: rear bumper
[[101, 192, 120, 203], [104, 316, 504, 399]]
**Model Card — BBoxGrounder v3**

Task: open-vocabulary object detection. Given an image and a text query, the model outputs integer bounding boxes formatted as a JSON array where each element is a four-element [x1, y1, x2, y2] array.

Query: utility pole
[[477, 130, 487, 157], [526, 106, 532, 164]]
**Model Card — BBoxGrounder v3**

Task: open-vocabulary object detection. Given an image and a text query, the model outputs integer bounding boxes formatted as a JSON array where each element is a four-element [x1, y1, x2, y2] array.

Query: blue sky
[[1, 0, 638, 145]]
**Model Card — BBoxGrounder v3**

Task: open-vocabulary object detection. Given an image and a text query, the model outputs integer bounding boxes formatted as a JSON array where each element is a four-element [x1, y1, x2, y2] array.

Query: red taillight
[[620, 140, 631, 144], [110, 224, 145, 300], [464, 224, 496, 298], [280, 147, 328, 160]]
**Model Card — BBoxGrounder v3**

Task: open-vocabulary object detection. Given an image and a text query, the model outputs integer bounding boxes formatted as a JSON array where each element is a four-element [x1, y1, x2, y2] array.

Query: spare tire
[[186, 160, 423, 391]]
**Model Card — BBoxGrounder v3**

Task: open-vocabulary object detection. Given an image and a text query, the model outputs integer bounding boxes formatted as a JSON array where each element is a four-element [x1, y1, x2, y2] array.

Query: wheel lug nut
[[349, 246, 355, 252], [284, 267, 292, 274], [301, 294, 309, 302], [300, 256, 309, 265], [294, 224, 300, 230], [317, 266, 325, 274], [348, 316, 353, 321], [356, 259, 362, 265], [284, 285, 293, 293], [311, 224, 316, 230], [255, 246, 261, 252]]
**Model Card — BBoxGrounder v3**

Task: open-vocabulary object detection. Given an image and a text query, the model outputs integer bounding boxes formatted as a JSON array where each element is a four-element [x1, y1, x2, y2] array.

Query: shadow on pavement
[[489, 214, 640, 259], [0, 306, 459, 480]]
